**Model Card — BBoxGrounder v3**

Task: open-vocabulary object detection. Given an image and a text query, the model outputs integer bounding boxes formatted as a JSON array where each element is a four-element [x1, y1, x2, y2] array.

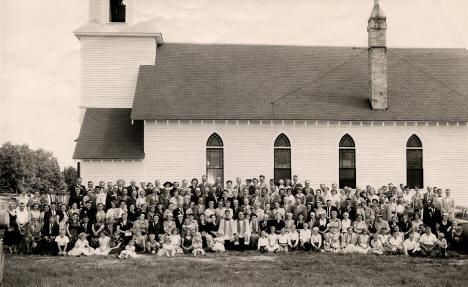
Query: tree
[[0, 142, 64, 193], [62, 166, 78, 189]]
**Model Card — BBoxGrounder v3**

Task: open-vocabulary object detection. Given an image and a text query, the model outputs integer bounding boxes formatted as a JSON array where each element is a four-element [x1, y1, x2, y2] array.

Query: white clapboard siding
[[88, 0, 100, 22], [132, 0, 156, 23], [144, 120, 468, 206], [80, 160, 144, 185], [80, 36, 156, 108]]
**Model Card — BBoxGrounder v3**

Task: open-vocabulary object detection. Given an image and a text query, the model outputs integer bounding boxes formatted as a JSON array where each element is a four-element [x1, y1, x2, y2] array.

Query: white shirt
[[389, 236, 402, 247], [16, 208, 30, 225], [55, 235, 70, 246], [278, 234, 289, 245], [299, 229, 311, 243], [288, 231, 299, 243], [420, 233, 437, 246], [258, 237, 268, 247], [403, 239, 419, 251]]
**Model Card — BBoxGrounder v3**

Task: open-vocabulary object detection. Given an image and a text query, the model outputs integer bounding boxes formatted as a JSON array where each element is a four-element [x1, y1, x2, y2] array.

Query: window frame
[[339, 134, 356, 189], [109, 0, 127, 23], [274, 134, 291, 184], [406, 135, 423, 188], [206, 133, 224, 185]]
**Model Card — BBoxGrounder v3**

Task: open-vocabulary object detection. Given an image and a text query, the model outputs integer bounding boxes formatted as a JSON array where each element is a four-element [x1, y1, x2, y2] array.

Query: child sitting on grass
[[267, 226, 279, 253], [146, 233, 160, 255], [257, 231, 268, 253], [192, 232, 205, 256], [277, 228, 289, 252], [436, 233, 448, 258], [169, 228, 183, 254], [68, 232, 94, 256], [119, 239, 138, 259], [55, 229, 69, 256], [94, 231, 111, 256], [310, 227, 322, 252], [212, 232, 226, 253], [158, 235, 176, 257]]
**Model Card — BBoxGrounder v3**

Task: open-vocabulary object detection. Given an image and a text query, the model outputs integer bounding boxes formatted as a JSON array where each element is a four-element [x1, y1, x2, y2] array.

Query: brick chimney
[[367, 0, 387, 110]]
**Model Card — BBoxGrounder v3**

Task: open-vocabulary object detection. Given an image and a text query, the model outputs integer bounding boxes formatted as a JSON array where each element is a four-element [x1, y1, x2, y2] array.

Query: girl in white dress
[[192, 232, 205, 256], [68, 233, 94, 256], [119, 239, 139, 259], [212, 232, 226, 253], [267, 226, 279, 252], [94, 232, 111, 256]]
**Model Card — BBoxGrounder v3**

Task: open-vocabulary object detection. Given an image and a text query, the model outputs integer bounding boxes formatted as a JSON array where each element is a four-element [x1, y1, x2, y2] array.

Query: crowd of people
[[2, 175, 464, 258]]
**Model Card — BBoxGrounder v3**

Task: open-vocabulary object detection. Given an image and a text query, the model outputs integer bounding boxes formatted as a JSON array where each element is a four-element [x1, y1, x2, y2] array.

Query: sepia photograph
[[1, 0, 468, 286]]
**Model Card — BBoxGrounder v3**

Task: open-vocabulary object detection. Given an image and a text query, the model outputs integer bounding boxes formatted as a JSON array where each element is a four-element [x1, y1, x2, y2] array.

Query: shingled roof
[[131, 43, 468, 122], [73, 108, 144, 160]]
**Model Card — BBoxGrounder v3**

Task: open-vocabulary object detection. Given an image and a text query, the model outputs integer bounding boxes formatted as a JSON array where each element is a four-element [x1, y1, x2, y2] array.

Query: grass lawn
[[3, 252, 468, 287]]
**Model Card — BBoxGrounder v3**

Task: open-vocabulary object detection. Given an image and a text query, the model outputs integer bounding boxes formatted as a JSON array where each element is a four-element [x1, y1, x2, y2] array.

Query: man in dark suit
[[340, 198, 356, 220], [205, 188, 218, 207], [423, 200, 441, 232], [198, 175, 211, 193], [69, 177, 86, 194], [324, 200, 339, 219], [79, 216, 93, 239], [41, 216, 60, 255], [81, 201, 96, 223], [43, 202, 58, 223], [106, 185, 120, 208], [126, 180, 139, 194]]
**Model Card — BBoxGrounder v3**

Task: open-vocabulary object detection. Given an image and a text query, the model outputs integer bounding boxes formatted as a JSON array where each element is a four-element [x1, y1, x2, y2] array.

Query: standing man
[[127, 180, 139, 194], [233, 211, 251, 251], [218, 210, 236, 250]]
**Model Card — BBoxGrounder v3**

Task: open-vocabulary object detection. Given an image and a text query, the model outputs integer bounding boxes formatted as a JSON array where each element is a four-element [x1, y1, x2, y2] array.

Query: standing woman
[[4, 202, 21, 253], [30, 203, 41, 222]]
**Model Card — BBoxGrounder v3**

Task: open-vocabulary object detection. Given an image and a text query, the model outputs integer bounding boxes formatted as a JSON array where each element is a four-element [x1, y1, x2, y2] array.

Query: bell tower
[[74, 0, 163, 117]]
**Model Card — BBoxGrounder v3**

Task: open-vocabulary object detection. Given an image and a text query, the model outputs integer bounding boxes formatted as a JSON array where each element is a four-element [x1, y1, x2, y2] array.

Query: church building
[[73, 0, 468, 205]]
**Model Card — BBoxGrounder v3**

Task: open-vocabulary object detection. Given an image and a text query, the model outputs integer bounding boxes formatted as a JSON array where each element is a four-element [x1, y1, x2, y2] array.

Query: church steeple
[[367, 0, 387, 110]]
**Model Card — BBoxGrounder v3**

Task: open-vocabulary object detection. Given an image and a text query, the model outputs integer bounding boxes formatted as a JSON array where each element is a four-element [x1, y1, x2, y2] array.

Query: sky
[[0, 0, 467, 168]]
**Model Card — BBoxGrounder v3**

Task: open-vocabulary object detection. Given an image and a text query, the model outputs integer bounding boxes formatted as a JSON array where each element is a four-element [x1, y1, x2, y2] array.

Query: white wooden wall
[[143, 120, 468, 206], [80, 160, 144, 186], [80, 36, 156, 108]]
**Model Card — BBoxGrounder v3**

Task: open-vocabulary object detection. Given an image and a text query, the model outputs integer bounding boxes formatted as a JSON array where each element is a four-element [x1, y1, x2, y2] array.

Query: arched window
[[339, 134, 356, 189], [406, 135, 423, 188], [274, 134, 291, 184], [206, 133, 224, 185]]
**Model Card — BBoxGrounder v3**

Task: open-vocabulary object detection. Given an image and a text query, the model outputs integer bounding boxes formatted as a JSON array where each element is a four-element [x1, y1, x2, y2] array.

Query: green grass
[[3, 252, 468, 287]]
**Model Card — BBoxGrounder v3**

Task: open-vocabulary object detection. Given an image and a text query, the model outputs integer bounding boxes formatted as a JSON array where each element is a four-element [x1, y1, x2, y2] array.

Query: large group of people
[[2, 175, 464, 258]]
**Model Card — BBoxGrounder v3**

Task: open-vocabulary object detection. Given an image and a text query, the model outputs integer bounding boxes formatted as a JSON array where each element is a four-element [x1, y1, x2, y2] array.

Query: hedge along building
[[73, 0, 468, 206]]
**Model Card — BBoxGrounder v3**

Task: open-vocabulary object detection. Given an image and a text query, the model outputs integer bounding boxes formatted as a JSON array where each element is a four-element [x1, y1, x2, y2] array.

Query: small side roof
[[73, 108, 144, 160]]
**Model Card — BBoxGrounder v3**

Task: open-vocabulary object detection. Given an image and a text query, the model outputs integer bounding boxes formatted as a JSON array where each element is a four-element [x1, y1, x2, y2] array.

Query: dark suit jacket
[[80, 207, 96, 223], [42, 222, 60, 237], [43, 210, 58, 224], [423, 207, 441, 228], [126, 185, 139, 194], [324, 206, 339, 218], [79, 222, 93, 235]]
